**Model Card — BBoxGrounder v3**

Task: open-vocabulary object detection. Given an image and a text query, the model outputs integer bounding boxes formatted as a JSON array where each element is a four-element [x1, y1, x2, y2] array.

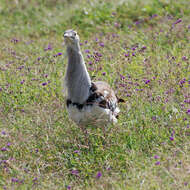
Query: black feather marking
[[118, 98, 125, 103], [66, 83, 118, 112], [86, 93, 98, 105], [66, 99, 84, 110], [66, 99, 72, 107], [99, 99, 107, 108], [108, 101, 117, 112], [90, 82, 97, 92]]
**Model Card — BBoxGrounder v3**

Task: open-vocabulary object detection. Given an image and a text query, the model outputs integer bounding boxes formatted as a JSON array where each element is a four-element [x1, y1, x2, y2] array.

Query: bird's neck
[[66, 47, 91, 104]]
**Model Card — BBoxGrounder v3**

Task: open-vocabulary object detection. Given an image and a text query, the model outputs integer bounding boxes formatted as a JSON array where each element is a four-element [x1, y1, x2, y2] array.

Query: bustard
[[63, 29, 124, 128]]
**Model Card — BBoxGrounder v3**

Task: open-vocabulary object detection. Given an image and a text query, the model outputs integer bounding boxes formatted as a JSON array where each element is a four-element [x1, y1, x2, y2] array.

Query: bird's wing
[[91, 81, 123, 114]]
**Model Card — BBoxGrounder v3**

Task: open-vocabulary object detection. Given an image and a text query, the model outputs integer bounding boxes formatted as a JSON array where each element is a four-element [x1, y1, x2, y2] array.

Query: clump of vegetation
[[0, 0, 189, 189]]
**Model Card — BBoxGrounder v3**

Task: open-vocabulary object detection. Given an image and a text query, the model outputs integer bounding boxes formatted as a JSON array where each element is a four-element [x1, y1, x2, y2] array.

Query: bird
[[63, 29, 124, 129]]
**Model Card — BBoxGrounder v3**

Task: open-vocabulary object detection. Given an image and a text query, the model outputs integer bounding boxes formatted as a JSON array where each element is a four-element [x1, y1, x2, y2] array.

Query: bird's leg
[[102, 125, 106, 139], [101, 125, 107, 147], [79, 125, 90, 148], [102, 124, 112, 148]]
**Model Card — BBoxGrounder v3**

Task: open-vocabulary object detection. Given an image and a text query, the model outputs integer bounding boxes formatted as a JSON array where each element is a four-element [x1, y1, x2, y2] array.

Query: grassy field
[[0, 0, 190, 189]]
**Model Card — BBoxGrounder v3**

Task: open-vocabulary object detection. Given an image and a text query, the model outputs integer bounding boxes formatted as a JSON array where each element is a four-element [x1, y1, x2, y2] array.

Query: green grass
[[0, 0, 190, 189]]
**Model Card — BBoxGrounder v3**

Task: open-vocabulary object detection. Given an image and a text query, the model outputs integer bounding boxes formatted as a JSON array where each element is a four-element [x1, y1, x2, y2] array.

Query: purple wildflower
[[96, 52, 102, 57], [1, 131, 6, 135], [88, 61, 93, 65], [112, 12, 116, 16], [44, 44, 52, 51], [152, 116, 156, 121], [169, 136, 174, 141], [135, 20, 141, 25], [67, 186, 71, 190], [7, 143, 11, 147], [42, 82, 47, 86], [99, 42, 104, 47], [96, 171, 102, 179], [184, 182, 188, 186], [173, 19, 182, 25], [11, 178, 19, 183], [84, 40, 88, 44], [151, 14, 158, 19], [145, 80, 150, 84], [95, 38, 99, 42], [44, 74, 48, 78], [17, 65, 24, 70], [1, 147, 7, 151], [74, 150, 79, 153], [184, 99, 190, 104], [186, 109, 190, 115], [132, 52, 135, 56], [125, 53, 129, 57], [120, 83, 126, 87], [114, 22, 120, 28], [87, 54, 91, 58], [88, 67, 94, 71], [179, 78, 186, 86], [71, 170, 79, 176], [0, 88, 2, 92], [85, 49, 90, 53], [154, 155, 159, 159], [57, 52, 62, 56], [171, 130, 175, 137], [141, 46, 147, 50], [37, 57, 41, 61], [182, 56, 188, 61], [94, 57, 100, 62], [112, 33, 118, 38], [11, 38, 19, 43], [102, 72, 106, 76], [20, 80, 25, 85], [0, 160, 7, 164], [32, 177, 37, 182], [155, 161, 160, 165], [120, 75, 125, 80], [136, 89, 144, 91]]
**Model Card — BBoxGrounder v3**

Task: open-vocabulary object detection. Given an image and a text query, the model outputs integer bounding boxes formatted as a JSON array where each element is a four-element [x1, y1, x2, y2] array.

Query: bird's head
[[63, 29, 80, 51]]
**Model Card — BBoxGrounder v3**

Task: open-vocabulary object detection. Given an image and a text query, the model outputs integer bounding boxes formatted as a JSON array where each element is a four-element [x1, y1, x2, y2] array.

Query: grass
[[0, 0, 190, 189]]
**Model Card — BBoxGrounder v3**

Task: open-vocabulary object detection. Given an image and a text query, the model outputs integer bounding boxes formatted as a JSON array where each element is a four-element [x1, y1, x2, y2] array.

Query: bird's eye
[[73, 32, 77, 36]]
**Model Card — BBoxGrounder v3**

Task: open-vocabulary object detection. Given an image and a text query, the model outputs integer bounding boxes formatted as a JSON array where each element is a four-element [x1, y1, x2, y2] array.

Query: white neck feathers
[[65, 47, 91, 104]]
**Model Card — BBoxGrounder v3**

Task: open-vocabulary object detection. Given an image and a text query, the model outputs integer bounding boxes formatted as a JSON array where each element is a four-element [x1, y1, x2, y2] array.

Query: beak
[[63, 34, 71, 44], [63, 32, 69, 38]]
